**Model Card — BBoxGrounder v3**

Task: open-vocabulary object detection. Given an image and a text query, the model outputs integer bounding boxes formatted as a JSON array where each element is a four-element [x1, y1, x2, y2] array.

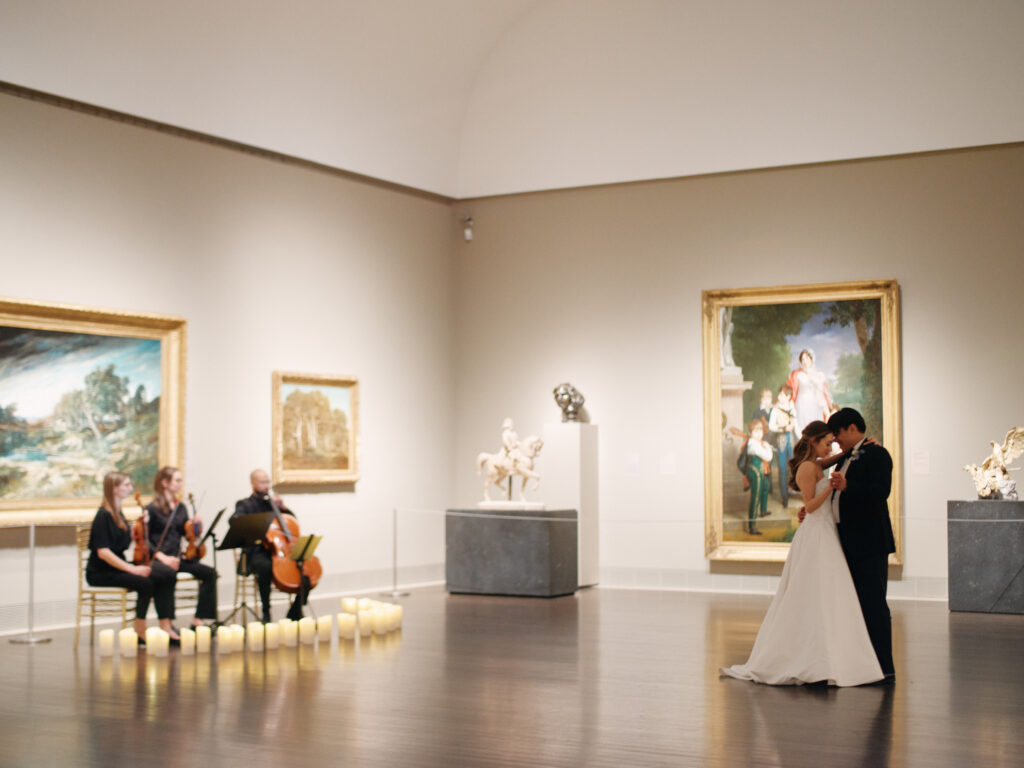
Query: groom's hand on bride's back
[[798, 507, 806, 524]]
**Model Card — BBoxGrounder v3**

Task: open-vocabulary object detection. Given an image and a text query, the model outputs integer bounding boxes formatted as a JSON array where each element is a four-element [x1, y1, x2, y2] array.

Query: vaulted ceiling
[[2, 0, 1022, 198]]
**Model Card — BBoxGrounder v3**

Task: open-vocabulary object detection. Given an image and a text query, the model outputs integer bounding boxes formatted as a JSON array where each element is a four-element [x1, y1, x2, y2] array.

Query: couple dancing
[[722, 408, 896, 687]]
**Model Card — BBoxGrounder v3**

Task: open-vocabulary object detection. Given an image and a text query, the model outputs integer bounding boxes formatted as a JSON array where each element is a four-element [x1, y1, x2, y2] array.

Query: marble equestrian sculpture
[[553, 383, 585, 422], [477, 418, 544, 502], [963, 426, 1024, 500]]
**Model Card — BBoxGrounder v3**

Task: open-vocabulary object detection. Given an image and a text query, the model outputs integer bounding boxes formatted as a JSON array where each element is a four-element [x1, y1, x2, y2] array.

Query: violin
[[263, 491, 322, 595], [130, 491, 151, 566], [183, 492, 206, 561]]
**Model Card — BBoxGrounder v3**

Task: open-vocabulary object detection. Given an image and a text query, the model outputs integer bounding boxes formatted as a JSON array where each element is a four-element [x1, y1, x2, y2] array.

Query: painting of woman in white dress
[[786, 348, 834, 436]]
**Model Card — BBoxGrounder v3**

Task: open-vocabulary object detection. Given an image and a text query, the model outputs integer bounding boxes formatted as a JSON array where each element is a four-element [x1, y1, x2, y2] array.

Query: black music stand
[[195, 507, 227, 573], [288, 534, 322, 620], [217, 512, 274, 626]]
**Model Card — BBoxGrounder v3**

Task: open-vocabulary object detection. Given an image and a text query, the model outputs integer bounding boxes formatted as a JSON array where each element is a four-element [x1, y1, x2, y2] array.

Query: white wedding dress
[[721, 474, 884, 686]]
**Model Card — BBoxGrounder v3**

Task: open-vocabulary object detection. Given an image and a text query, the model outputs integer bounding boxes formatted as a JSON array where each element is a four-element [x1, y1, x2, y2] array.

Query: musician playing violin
[[145, 466, 219, 635], [231, 469, 307, 623], [86, 472, 175, 644]]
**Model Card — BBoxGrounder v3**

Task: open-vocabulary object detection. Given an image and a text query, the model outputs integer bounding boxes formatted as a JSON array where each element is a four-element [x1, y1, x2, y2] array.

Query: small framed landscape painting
[[272, 371, 359, 485]]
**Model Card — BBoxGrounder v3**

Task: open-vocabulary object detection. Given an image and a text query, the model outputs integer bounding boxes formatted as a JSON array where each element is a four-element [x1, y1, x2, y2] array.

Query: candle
[[373, 609, 389, 635], [264, 622, 280, 649], [298, 617, 316, 644], [153, 629, 170, 657], [195, 625, 211, 653], [180, 628, 196, 655], [118, 628, 138, 658], [358, 597, 373, 612], [217, 626, 233, 654], [231, 625, 246, 652], [98, 629, 115, 656], [337, 613, 356, 640], [357, 611, 373, 636], [394, 605, 403, 630], [281, 619, 298, 647], [341, 597, 358, 614], [247, 622, 264, 652], [317, 615, 333, 642]]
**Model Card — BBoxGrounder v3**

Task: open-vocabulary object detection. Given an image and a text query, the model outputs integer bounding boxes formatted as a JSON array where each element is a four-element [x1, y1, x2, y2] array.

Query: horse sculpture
[[477, 422, 543, 502]]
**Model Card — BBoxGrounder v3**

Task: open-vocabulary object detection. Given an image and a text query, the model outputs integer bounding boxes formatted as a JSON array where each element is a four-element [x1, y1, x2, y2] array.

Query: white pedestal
[[542, 422, 599, 586]]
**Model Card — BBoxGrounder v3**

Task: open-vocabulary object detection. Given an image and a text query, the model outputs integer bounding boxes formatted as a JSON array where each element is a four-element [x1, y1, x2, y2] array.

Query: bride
[[720, 420, 883, 686]]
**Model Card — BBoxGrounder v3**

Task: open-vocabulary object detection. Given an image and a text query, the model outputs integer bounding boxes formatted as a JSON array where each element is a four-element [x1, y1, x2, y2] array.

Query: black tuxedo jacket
[[835, 442, 896, 561]]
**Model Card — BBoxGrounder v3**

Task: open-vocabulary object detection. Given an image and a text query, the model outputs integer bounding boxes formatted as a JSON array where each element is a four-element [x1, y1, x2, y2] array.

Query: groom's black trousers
[[846, 554, 894, 676]]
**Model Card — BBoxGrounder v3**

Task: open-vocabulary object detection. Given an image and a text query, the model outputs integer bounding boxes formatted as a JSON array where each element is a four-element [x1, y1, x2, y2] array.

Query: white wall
[[457, 0, 1024, 196], [0, 93, 457, 631], [452, 144, 1024, 597]]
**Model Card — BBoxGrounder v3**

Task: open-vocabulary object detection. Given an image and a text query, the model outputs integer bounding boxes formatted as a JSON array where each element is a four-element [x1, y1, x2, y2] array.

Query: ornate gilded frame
[[0, 296, 186, 524], [701, 280, 902, 563], [272, 371, 360, 486]]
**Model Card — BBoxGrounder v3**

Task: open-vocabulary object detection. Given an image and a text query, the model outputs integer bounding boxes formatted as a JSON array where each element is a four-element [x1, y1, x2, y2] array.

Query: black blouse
[[145, 500, 189, 557], [86, 507, 132, 578]]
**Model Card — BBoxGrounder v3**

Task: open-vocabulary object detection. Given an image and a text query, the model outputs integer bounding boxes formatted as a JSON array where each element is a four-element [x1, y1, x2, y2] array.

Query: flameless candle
[[394, 605, 403, 630], [118, 628, 138, 658], [358, 598, 373, 611], [231, 625, 246, 652], [337, 613, 356, 640], [281, 619, 298, 647], [98, 629, 115, 656], [247, 622, 265, 651], [217, 627, 233, 654], [341, 597, 358, 614], [372, 609, 389, 635], [152, 629, 169, 657], [195, 625, 211, 653], [357, 611, 373, 636], [298, 617, 316, 644], [264, 622, 280, 649], [180, 628, 196, 655], [317, 615, 333, 642]]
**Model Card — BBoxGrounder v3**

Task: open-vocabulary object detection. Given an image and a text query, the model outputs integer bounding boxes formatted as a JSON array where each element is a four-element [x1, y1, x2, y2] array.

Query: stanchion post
[[10, 523, 53, 645], [381, 507, 410, 598]]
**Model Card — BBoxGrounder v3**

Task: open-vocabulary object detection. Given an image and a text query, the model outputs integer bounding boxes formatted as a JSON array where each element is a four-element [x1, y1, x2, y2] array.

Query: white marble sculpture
[[964, 426, 1024, 500], [477, 418, 544, 502]]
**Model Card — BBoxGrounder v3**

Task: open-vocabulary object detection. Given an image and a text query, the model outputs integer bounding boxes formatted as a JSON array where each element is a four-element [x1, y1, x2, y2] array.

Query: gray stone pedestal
[[446, 508, 578, 597], [947, 500, 1024, 613]]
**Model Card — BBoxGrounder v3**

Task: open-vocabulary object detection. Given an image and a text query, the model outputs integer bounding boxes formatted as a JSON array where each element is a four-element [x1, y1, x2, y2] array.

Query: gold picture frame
[[0, 296, 186, 524], [272, 371, 359, 486], [702, 280, 902, 563]]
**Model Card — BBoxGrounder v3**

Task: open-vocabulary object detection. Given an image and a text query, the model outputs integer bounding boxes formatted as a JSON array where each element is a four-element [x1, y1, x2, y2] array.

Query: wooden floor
[[1, 587, 1022, 768]]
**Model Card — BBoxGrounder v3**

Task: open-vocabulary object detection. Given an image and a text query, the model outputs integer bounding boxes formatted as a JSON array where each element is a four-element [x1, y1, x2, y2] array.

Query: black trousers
[[176, 559, 219, 620], [846, 554, 894, 676], [243, 547, 308, 622], [87, 566, 175, 620]]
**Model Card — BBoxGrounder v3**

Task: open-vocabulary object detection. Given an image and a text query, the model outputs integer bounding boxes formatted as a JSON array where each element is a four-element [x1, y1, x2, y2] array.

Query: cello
[[130, 491, 151, 566], [183, 492, 206, 561], [263, 491, 322, 595]]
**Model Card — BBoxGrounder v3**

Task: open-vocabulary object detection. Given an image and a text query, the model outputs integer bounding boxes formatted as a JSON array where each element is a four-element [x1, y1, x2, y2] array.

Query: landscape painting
[[701, 280, 902, 563], [272, 371, 359, 485], [0, 296, 186, 520]]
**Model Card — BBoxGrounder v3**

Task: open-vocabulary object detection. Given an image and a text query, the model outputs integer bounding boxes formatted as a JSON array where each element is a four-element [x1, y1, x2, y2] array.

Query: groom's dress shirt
[[831, 437, 867, 523]]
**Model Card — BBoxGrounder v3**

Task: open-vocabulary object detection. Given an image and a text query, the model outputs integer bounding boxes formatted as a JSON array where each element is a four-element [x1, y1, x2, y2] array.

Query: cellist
[[231, 469, 306, 622], [145, 466, 219, 634]]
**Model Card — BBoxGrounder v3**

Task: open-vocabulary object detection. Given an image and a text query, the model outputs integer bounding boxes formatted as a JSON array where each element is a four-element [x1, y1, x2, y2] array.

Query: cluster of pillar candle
[[97, 598, 402, 656], [341, 597, 403, 636]]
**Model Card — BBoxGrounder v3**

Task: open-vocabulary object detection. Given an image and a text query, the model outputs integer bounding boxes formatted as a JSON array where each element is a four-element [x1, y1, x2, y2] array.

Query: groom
[[827, 407, 896, 682]]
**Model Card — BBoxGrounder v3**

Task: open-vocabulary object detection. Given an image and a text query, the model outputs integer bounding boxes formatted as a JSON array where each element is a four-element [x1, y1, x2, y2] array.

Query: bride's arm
[[797, 463, 833, 515]]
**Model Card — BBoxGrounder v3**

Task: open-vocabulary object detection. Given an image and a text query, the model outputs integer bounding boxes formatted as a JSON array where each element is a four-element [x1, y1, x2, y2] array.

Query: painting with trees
[[0, 296, 186, 521], [272, 371, 359, 485], [701, 281, 902, 563]]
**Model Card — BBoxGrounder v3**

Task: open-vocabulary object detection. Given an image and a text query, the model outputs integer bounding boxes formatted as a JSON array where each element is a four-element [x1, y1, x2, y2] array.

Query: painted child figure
[[769, 385, 797, 508]]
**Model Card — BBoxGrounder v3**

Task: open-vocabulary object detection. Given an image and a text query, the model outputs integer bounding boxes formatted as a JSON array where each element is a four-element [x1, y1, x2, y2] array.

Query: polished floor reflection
[[1, 587, 1021, 767]]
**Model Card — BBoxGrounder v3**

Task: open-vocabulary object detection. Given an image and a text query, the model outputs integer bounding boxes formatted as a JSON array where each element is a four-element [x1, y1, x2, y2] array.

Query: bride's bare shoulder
[[795, 461, 822, 480]]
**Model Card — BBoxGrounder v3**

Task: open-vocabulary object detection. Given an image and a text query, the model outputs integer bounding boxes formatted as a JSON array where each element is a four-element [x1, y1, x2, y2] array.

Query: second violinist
[[145, 466, 219, 632]]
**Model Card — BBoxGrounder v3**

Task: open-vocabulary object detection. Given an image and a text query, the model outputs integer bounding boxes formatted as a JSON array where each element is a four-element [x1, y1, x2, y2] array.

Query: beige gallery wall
[[0, 92, 457, 631], [452, 143, 1024, 596]]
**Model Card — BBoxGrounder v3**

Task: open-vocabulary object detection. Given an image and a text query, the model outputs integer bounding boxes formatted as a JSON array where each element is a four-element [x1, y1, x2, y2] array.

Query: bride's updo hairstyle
[[788, 420, 832, 491]]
